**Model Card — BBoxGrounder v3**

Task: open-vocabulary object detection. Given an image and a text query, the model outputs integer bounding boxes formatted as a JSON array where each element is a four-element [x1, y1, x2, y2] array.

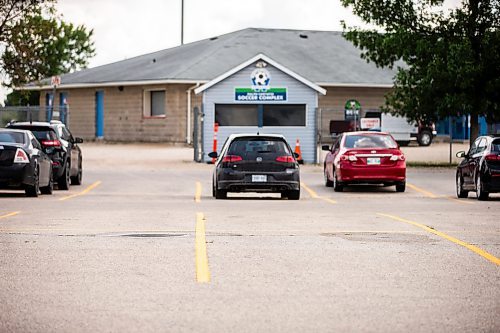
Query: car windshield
[[492, 139, 500, 152], [344, 134, 397, 149], [0, 131, 25, 144], [10, 126, 57, 141], [227, 137, 291, 156]]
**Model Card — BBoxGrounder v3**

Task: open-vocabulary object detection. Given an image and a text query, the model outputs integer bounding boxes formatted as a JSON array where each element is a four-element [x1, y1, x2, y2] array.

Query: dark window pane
[[228, 137, 291, 157], [151, 91, 165, 116], [492, 139, 500, 152], [0, 131, 25, 144], [215, 104, 258, 126], [263, 104, 305, 126]]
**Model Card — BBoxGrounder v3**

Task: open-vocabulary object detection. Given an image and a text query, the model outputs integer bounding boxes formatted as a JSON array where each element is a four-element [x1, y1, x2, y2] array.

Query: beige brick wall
[[42, 84, 203, 143]]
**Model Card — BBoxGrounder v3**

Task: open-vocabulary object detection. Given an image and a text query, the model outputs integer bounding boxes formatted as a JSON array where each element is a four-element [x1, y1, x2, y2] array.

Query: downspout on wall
[[186, 83, 200, 144]]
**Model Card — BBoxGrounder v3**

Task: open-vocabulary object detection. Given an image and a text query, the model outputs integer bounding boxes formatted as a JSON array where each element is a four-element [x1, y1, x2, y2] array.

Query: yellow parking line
[[301, 182, 337, 204], [407, 183, 438, 198], [195, 212, 210, 283], [59, 181, 101, 201], [377, 213, 500, 266], [445, 196, 474, 205], [0, 211, 20, 220], [195, 182, 202, 203]]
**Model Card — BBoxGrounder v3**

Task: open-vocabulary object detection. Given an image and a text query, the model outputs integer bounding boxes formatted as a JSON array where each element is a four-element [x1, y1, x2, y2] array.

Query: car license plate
[[367, 157, 381, 165], [252, 175, 267, 182]]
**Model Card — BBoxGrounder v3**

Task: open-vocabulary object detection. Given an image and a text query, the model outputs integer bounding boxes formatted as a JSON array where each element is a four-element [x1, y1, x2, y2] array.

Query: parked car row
[[0, 121, 83, 197]]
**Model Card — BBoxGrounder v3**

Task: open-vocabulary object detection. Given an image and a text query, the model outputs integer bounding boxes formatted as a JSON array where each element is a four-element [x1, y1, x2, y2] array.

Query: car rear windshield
[[227, 137, 292, 156], [0, 131, 25, 144], [10, 126, 57, 142], [492, 139, 500, 152], [344, 134, 397, 149]]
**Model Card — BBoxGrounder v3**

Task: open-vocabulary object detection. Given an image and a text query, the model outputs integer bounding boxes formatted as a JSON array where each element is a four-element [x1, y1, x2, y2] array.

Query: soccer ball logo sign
[[251, 68, 271, 92]]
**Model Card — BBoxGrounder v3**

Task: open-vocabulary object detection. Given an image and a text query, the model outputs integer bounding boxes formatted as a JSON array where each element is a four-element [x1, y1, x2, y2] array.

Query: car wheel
[[287, 189, 300, 200], [280, 191, 288, 199], [25, 167, 40, 197], [456, 173, 468, 198], [476, 173, 489, 201], [395, 181, 406, 192], [324, 166, 333, 187], [417, 130, 432, 146], [333, 169, 343, 192], [71, 158, 82, 185], [58, 161, 71, 190], [40, 171, 54, 195]]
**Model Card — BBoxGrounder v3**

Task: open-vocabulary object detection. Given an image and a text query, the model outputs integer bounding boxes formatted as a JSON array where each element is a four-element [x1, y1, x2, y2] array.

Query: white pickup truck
[[361, 111, 437, 146]]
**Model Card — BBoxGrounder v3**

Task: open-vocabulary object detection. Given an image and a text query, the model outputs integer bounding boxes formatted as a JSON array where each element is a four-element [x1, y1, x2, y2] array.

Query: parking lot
[[1, 143, 499, 332]]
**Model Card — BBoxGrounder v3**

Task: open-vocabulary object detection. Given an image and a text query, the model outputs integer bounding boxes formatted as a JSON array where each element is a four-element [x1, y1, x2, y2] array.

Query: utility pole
[[181, 0, 184, 45]]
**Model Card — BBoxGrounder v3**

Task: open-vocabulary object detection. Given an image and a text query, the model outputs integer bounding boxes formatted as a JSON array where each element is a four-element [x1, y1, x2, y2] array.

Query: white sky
[[0, 0, 461, 104]]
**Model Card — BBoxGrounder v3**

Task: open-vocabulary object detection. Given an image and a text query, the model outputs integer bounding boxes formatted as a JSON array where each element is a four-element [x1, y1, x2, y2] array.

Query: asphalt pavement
[[0, 143, 498, 333]]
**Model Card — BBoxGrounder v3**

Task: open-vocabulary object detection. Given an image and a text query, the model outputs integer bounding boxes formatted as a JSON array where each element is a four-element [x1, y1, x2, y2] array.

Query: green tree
[[341, 0, 500, 144]]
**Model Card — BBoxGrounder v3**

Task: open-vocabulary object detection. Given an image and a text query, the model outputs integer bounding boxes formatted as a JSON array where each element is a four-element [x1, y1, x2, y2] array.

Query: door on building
[[95, 91, 104, 139]]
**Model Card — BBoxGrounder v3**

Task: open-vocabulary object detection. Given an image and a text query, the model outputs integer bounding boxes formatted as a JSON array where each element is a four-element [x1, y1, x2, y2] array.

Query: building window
[[143, 90, 166, 117], [215, 104, 258, 126], [263, 104, 306, 126]]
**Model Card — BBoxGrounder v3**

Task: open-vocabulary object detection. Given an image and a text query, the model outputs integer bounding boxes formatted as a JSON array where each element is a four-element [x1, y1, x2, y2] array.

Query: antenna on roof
[[181, 0, 184, 45]]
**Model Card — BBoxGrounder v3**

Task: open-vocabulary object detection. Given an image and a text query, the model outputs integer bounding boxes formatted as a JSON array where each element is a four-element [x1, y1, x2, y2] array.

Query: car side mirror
[[74, 137, 84, 144], [208, 152, 218, 158], [456, 151, 466, 158], [293, 152, 300, 158], [321, 145, 330, 151]]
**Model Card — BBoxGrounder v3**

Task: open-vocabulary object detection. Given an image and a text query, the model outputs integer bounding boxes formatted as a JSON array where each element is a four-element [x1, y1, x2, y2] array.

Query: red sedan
[[322, 131, 406, 192]]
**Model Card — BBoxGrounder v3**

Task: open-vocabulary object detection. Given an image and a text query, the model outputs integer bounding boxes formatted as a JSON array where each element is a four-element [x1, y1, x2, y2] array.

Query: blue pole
[[95, 91, 104, 138]]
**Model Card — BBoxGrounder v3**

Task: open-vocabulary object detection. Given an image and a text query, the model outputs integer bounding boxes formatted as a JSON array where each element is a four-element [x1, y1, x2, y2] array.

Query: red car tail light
[[41, 139, 61, 147], [390, 154, 406, 161], [340, 154, 357, 162], [14, 148, 30, 164], [222, 155, 243, 163], [485, 154, 500, 161], [276, 155, 295, 163]]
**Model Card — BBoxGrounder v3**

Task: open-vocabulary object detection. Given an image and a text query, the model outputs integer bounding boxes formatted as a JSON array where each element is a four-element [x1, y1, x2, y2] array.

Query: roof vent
[[299, 34, 308, 39], [210, 37, 218, 41]]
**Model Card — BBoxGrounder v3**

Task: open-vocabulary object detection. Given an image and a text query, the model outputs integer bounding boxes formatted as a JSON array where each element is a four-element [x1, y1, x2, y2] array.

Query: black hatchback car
[[0, 129, 53, 197], [208, 134, 300, 200], [7, 121, 83, 190], [456, 135, 500, 200]]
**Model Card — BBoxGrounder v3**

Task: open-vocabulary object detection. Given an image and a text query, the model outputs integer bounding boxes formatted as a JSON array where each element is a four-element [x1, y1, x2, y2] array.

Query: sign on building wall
[[344, 99, 361, 120], [235, 66, 287, 102]]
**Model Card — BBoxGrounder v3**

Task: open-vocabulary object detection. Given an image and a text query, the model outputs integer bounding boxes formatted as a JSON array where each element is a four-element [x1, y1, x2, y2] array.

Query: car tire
[[280, 191, 288, 199], [456, 173, 468, 198], [58, 161, 71, 190], [214, 183, 227, 199], [25, 167, 40, 197], [324, 167, 333, 187], [417, 130, 432, 146], [71, 158, 82, 185], [395, 181, 406, 192], [333, 169, 343, 192], [476, 173, 489, 201], [287, 189, 300, 200], [40, 171, 54, 195]]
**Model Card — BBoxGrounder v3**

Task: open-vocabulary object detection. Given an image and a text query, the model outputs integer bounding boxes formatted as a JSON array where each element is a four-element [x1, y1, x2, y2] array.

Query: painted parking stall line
[[195, 181, 202, 203], [301, 182, 337, 204], [195, 212, 210, 283], [377, 213, 500, 266], [59, 181, 102, 201], [0, 211, 19, 220]]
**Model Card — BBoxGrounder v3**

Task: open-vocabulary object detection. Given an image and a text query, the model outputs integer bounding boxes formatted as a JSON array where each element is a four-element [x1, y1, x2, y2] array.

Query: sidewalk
[[400, 142, 469, 164]]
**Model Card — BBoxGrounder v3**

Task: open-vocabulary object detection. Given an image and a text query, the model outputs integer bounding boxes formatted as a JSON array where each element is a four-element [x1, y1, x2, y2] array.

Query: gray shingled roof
[[29, 28, 398, 88]]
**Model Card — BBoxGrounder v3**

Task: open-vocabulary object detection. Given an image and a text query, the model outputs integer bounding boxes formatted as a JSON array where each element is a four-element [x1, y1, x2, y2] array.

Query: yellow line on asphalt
[[0, 211, 20, 220], [301, 182, 337, 204], [406, 183, 438, 198], [377, 213, 500, 266], [59, 181, 102, 201], [445, 196, 474, 205], [195, 212, 211, 283], [195, 182, 202, 203]]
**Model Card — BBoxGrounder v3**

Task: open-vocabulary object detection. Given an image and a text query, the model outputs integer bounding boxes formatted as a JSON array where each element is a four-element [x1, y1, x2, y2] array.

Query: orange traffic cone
[[294, 138, 303, 164]]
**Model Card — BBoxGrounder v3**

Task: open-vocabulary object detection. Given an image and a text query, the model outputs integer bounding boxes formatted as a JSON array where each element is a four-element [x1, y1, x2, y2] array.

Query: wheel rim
[[333, 170, 337, 188], [421, 134, 431, 145], [476, 175, 481, 197], [456, 176, 461, 195]]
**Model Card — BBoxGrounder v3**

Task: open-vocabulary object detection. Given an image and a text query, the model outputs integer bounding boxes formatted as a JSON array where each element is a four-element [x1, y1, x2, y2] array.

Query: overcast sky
[[0, 0, 461, 103]]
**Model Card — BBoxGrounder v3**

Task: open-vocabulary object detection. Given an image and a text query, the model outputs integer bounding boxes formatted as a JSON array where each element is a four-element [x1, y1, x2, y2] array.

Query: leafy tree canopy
[[340, 0, 500, 143]]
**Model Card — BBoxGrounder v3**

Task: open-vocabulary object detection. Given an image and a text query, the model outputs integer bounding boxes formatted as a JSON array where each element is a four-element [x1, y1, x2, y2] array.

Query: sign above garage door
[[235, 67, 288, 101]]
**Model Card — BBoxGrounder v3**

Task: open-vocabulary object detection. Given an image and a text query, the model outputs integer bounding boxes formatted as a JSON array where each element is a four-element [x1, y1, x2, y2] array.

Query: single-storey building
[[25, 28, 398, 163]]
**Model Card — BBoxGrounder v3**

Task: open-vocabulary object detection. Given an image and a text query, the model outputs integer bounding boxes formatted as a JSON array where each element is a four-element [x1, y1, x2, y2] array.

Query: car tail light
[[390, 154, 406, 161], [222, 155, 243, 163], [41, 139, 61, 147], [276, 155, 295, 163], [340, 154, 357, 162], [14, 148, 30, 164], [485, 154, 500, 161]]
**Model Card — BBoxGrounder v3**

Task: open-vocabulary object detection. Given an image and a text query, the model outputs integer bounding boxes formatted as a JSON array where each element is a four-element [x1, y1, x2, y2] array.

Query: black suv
[[7, 121, 83, 189], [456, 134, 500, 200], [208, 134, 300, 200]]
